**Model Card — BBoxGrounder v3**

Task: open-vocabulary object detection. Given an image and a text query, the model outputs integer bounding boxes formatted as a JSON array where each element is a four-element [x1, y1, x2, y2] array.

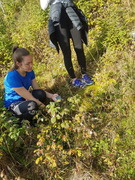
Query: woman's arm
[[13, 87, 45, 107], [32, 79, 60, 101], [40, 0, 51, 10], [46, 91, 59, 101], [32, 79, 40, 89]]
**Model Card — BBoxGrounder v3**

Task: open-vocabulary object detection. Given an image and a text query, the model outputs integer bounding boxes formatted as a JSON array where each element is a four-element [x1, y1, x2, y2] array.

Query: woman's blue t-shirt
[[4, 70, 35, 108]]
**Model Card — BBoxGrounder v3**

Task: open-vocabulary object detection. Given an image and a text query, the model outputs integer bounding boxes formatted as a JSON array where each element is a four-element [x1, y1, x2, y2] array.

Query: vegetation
[[0, 0, 135, 179]]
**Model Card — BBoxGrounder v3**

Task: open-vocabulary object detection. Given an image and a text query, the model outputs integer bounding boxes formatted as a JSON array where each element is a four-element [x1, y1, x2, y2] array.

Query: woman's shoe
[[82, 74, 94, 85], [72, 79, 85, 88]]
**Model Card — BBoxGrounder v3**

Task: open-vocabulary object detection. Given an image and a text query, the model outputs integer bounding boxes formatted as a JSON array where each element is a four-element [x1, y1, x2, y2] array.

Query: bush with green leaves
[[0, 18, 12, 74]]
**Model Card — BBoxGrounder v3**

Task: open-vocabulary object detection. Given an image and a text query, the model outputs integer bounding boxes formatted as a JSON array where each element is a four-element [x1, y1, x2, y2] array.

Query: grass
[[0, 0, 135, 179], [0, 44, 135, 180]]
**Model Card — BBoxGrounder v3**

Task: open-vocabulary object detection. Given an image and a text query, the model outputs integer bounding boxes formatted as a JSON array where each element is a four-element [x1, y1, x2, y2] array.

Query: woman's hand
[[45, 91, 61, 102], [51, 94, 61, 102]]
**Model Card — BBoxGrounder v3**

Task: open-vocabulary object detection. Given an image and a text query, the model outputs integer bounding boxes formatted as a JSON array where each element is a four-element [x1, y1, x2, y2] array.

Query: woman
[[4, 46, 60, 122], [40, 0, 93, 88]]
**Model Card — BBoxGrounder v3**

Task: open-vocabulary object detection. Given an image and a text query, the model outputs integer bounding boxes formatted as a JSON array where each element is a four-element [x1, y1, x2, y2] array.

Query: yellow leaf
[[35, 156, 43, 164], [51, 142, 56, 150]]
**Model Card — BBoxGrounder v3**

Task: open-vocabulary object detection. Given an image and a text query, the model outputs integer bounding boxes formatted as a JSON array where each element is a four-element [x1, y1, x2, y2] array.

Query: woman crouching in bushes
[[4, 46, 60, 124]]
